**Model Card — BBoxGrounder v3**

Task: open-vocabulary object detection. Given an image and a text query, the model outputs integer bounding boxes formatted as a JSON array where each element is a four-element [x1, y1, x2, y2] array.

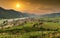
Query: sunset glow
[[16, 3, 21, 8], [0, 0, 60, 14]]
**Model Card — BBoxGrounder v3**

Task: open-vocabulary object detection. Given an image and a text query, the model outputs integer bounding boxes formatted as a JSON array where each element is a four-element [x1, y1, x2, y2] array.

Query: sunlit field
[[0, 17, 60, 38]]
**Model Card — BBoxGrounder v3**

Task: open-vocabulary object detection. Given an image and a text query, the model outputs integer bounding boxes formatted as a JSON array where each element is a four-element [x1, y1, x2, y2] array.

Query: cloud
[[20, 0, 60, 5]]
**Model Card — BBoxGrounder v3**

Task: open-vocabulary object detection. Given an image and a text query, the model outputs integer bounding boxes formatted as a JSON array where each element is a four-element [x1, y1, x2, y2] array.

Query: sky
[[0, 0, 60, 14]]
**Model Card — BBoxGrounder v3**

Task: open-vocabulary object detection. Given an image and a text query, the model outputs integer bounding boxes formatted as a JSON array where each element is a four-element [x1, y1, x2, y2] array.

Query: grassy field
[[0, 18, 60, 38]]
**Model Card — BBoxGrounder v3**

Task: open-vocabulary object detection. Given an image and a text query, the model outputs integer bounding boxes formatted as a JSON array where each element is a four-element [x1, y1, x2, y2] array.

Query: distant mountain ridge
[[0, 7, 60, 19], [0, 7, 31, 19], [41, 13, 60, 18]]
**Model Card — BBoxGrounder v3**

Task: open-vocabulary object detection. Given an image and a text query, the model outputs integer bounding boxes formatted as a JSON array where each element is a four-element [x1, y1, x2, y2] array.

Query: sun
[[16, 3, 21, 8]]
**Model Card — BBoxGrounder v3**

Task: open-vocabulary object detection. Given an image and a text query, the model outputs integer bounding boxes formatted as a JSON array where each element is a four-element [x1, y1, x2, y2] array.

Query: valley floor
[[0, 18, 60, 38]]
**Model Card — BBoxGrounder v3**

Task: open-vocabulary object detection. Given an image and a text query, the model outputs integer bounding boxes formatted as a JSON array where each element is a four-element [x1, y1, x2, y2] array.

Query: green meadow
[[0, 18, 60, 38]]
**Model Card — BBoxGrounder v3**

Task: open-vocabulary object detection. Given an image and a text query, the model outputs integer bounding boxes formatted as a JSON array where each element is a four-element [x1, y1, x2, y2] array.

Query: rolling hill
[[0, 7, 30, 19]]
